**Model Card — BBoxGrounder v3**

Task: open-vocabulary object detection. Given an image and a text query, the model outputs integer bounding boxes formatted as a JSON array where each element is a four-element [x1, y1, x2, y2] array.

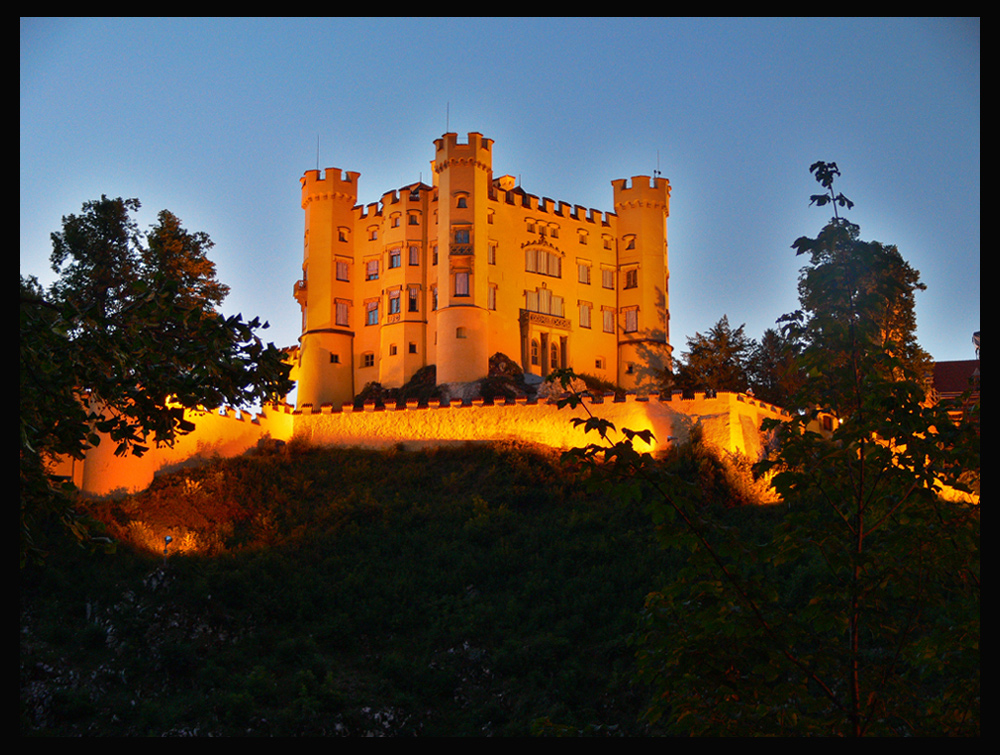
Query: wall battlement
[[68, 389, 789, 497], [612, 175, 671, 213], [491, 186, 614, 225], [300, 168, 360, 206]]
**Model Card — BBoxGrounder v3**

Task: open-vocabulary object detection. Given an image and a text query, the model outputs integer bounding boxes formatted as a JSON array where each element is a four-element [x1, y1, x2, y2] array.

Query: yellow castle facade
[[292, 132, 672, 409]]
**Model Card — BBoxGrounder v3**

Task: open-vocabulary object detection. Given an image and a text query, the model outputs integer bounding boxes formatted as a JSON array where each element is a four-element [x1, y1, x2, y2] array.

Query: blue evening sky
[[20, 18, 979, 363]]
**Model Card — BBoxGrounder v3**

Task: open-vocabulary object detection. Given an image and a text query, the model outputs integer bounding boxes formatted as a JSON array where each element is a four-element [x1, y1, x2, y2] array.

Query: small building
[[292, 132, 672, 409]]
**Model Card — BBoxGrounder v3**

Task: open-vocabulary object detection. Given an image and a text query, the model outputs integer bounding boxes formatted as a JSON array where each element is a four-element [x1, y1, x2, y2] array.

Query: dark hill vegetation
[[23, 440, 770, 736]]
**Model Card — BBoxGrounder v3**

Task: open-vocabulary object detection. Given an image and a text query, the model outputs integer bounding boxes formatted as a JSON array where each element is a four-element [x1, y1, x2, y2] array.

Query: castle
[[291, 132, 672, 408], [60, 132, 797, 498]]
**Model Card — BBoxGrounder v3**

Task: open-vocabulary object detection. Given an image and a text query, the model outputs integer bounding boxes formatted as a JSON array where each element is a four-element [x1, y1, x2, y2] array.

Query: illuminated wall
[[293, 392, 790, 458], [70, 404, 294, 496], [70, 392, 791, 496]]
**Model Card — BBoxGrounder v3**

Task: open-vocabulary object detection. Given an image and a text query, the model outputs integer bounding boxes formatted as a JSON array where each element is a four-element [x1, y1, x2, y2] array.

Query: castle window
[[550, 342, 559, 368], [602, 268, 614, 289], [603, 236, 612, 250], [488, 284, 497, 310], [366, 259, 379, 281], [338, 227, 349, 242], [408, 213, 419, 225], [626, 362, 635, 375], [578, 263, 591, 285], [625, 235, 636, 250], [578, 229, 588, 245], [488, 243, 497, 265], [456, 196, 467, 208], [603, 308, 615, 333], [409, 342, 417, 354], [487, 209, 494, 225], [389, 290, 401, 315], [330, 353, 340, 364], [336, 299, 350, 327], [525, 287, 564, 317], [595, 357, 605, 370], [366, 300, 379, 326], [531, 339, 539, 365], [624, 268, 638, 289], [432, 286, 438, 310], [409, 245, 420, 265], [389, 248, 402, 269], [369, 228, 378, 241], [363, 352, 375, 368], [455, 228, 470, 244], [579, 302, 592, 329], [624, 307, 638, 333], [391, 214, 400, 228], [408, 287, 419, 312], [389, 344, 398, 356], [336, 260, 349, 281], [456, 327, 467, 339], [525, 248, 562, 278], [433, 245, 439, 265], [455, 272, 470, 297]]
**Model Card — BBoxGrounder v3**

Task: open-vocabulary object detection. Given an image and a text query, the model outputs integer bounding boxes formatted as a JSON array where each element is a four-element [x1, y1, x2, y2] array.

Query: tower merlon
[[433, 132, 495, 174], [301, 168, 360, 208], [612, 175, 671, 214]]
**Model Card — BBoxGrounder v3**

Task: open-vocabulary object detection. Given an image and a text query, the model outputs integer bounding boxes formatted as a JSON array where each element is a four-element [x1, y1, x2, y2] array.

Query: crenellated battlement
[[68, 386, 789, 497], [433, 131, 494, 175], [492, 185, 614, 225], [300, 168, 360, 208], [356, 201, 383, 220], [612, 175, 671, 213]]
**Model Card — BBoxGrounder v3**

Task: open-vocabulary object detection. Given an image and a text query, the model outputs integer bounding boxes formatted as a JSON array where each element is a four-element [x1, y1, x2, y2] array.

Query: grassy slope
[[22, 441, 701, 736]]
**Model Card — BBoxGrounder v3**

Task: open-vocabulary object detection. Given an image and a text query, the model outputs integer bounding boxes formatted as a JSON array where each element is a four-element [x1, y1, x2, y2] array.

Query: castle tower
[[432, 132, 494, 384], [612, 175, 672, 391], [295, 168, 360, 409]]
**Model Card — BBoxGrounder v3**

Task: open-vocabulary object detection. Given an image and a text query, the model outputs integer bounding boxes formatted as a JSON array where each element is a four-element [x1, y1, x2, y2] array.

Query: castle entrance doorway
[[519, 309, 570, 378]]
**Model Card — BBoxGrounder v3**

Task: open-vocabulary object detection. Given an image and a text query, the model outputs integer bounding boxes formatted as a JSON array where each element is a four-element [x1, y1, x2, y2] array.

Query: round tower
[[612, 175, 672, 391], [295, 168, 360, 409], [432, 132, 493, 385]]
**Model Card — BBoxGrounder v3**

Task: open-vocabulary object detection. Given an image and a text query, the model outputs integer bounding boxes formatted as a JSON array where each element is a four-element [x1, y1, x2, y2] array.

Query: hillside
[[25, 440, 751, 736]]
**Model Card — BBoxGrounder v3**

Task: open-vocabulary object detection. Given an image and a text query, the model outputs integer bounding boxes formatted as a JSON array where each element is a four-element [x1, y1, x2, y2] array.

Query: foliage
[[745, 327, 804, 407], [21, 443, 667, 735], [20, 196, 292, 565], [555, 162, 979, 735], [143, 209, 229, 309], [750, 163, 979, 735], [675, 315, 754, 394], [781, 163, 931, 415]]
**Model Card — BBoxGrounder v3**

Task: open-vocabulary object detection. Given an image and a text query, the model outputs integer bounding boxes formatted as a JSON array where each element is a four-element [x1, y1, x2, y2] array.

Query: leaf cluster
[[674, 315, 754, 395], [671, 317, 803, 408], [20, 197, 293, 565], [555, 163, 979, 735]]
